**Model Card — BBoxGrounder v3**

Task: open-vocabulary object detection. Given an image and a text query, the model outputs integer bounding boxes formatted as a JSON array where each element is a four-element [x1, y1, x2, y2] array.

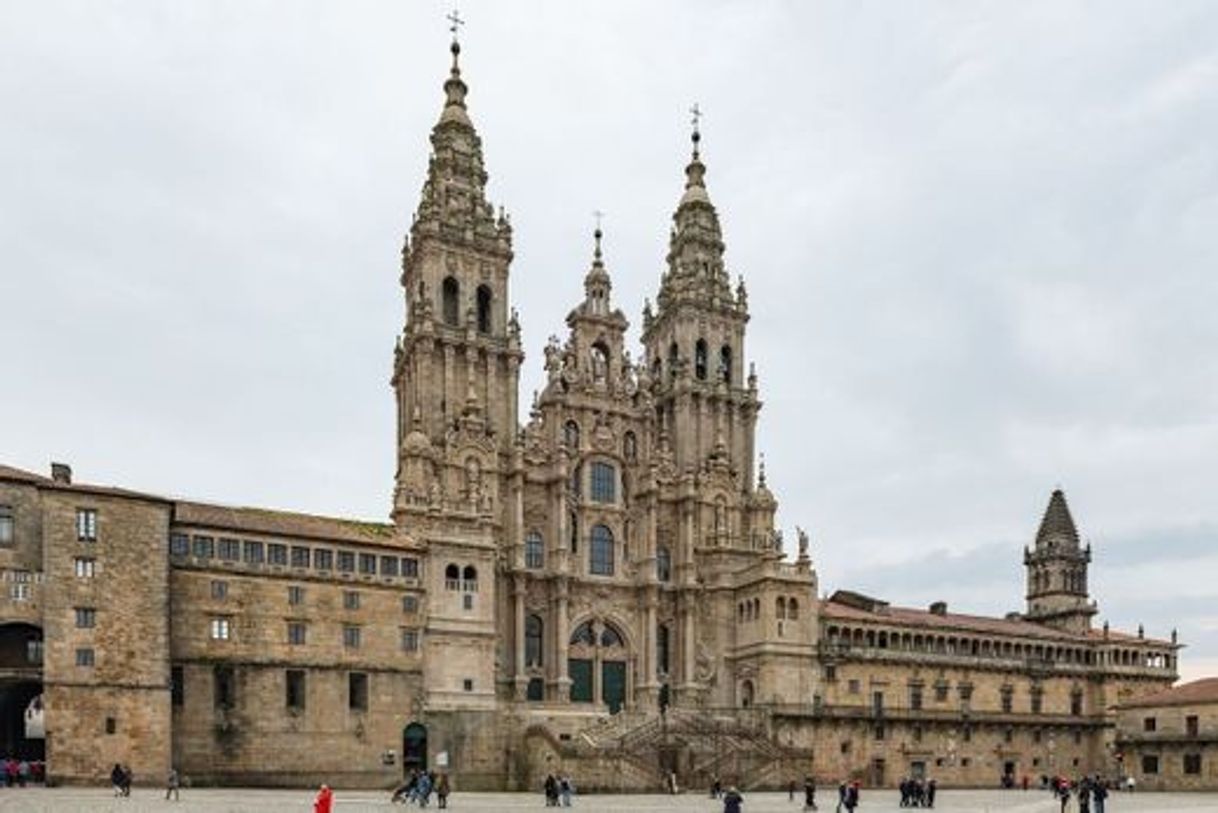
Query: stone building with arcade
[[0, 34, 1183, 790]]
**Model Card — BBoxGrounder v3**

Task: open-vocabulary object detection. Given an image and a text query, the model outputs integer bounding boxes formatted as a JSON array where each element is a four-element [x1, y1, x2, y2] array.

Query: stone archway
[[402, 722, 427, 776], [568, 619, 629, 713], [0, 624, 43, 761]]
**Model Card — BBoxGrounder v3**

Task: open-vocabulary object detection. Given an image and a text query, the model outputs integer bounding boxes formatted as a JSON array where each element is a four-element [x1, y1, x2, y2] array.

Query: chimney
[[50, 462, 72, 484], [929, 601, 947, 616]]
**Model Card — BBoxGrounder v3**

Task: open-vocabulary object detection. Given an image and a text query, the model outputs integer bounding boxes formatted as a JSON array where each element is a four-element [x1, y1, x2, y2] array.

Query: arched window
[[694, 339, 708, 380], [651, 357, 662, 382], [525, 614, 544, 667], [667, 342, 679, 381], [569, 511, 578, 553], [569, 621, 596, 646], [753, 598, 760, 619], [590, 525, 615, 576], [788, 598, 799, 620], [719, 344, 732, 383], [462, 565, 478, 591], [590, 342, 610, 384], [590, 462, 616, 503], [564, 420, 580, 450], [442, 276, 460, 326], [777, 597, 787, 620], [476, 284, 492, 333], [445, 564, 460, 590], [656, 545, 672, 582], [600, 624, 623, 648], [623, 431, 637, 462], [525, 531, 544, 569], [657, 624, 671, 676], [741, 679, 755, 708]]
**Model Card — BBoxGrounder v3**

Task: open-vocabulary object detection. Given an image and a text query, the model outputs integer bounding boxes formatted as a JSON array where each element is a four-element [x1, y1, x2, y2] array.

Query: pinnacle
[[1035, 489, 1080, 548]]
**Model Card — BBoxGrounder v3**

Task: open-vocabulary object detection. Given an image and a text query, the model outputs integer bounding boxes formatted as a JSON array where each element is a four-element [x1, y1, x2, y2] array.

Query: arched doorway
[[0, 624, 43, 760], [402, 722, 427, 776], [568, 619, 629, 713]]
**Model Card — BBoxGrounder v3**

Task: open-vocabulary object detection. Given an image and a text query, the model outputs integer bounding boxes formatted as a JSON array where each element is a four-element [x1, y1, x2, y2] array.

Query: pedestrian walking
[[165, 767, 180, 801], [723, 785, 744, 813], [436, 772, 450, 809], [313, 784, 333, 813], [803, 775, 818, 811]]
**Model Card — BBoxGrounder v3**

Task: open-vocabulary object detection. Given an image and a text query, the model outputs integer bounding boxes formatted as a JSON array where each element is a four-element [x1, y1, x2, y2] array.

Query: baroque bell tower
[[1024, 489, 1098, 634]]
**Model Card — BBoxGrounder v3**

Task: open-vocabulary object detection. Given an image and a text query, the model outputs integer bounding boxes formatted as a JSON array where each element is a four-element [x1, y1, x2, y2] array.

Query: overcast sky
[[2, 2, 1215, 679]]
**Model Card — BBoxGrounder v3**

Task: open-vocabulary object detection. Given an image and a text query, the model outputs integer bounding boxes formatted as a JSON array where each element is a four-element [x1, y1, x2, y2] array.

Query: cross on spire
[[446, 6, 465, 43], [690, 102, 703, 157], [592, 210, 605, 259]]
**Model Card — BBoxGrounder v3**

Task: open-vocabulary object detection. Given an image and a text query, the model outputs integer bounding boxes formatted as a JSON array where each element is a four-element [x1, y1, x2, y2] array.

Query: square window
[[9, 583, 29, 602], [314, 549, 333, 571], [1144, 716, 1157, 732], [463, 594, 474, 610], [402, 595, 419, 614], [286, 669, 306, 710], [210, 580, 228, 600], [1142, 754, 1159, 775], [401, 557, 419, 578], [359, 553, 377, 575], [381, 556, 399, 577], [934, 683, 949, 702], [337, 551, 356, 573], [824, 664, 837, 682], [243, 540, 265, 564], [105, 716, 116, 735], [343, 626, 361, 649], [287, 622, 307, 646], [75, 607, 96, 628], [75, 647, 95, 667], [847, 679, 860, 695], [218, 538, 241, 561], [0, 506, 13, 545], [76, 508, 97, 542], [343, 591, 360, 611], [463, 678, 474, 692], [288, 585, 305, 606], [209, 617, 231, 641], [401, 628, 420, 652], [348, 672, 369, 711], [169, 532, 189, 556], [74, 557, 96, 578], [1185, 754, 1202, 775], [192, 535, 215, 559], [291, 546, 310, 569], [268, 543, 288, 566]]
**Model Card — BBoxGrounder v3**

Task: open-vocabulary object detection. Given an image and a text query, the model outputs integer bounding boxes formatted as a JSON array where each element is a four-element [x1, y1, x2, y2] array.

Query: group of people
[[1052, 775, 1110, 813], [542, 772, 575, 806], [390, 769, 451, 807], [897, 776, 937, 808], [109, 763, 134, 796], [2, 757, 38, 787]]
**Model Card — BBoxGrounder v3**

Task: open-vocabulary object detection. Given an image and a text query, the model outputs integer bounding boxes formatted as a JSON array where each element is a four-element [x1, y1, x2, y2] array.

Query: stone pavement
[[0, 789, 1216, 812]]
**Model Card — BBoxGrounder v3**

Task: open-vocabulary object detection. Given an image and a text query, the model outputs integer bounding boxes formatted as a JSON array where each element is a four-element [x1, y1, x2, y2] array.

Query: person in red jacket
[[313, 784, 333, 813]]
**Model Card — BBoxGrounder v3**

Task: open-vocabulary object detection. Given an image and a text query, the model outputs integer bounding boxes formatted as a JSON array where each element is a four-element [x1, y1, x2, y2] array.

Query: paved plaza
[[0, 790, 1218, 813]]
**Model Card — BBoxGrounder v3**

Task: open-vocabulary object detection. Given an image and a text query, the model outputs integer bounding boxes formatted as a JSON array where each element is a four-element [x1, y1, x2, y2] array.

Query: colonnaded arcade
[[0, 31, 1181, 790]]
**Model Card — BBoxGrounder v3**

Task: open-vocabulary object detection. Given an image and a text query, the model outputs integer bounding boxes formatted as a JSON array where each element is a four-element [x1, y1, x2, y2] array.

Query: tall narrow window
[[525, 614, 544, 667], [476, 284, 492, 333], [286, 669, 306, 710], [171, 665, 184, 707], [525, 531, 544, 569], [694, 339, 708, 380], [442, 276, 460, 326], [719, 345, 733, 383], [590, 462, 616, 503], [623, 431, 637, 462], [76, 508, 97, 542], [214, 666, 235, 710], [656, 545, 672, 582], [0, 506, 13, 545], [462, 565, 478, 591], [657, 624, 671, 675], [590, 524, 615, 576], [348, 672, 369, 711], [569, 512, 579, 554], [667, 342, 679, 381]]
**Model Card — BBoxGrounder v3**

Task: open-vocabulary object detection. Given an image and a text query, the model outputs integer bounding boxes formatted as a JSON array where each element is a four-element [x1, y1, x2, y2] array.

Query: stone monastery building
[[0, 35, 1182, 790]]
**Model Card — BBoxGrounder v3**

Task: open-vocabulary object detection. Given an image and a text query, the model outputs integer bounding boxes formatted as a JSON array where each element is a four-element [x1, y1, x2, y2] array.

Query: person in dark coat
[[723, 785, 744, 813], [803, 776, 818, 810]]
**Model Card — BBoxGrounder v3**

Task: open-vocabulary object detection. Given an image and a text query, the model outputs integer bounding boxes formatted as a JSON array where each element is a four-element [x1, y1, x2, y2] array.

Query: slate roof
[[173, 501, 397, 546]]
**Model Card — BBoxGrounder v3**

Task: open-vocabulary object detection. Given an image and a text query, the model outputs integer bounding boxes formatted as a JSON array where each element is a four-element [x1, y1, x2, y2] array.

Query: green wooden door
[[602, 660, 626, 713], [569, 659, 593, 703]]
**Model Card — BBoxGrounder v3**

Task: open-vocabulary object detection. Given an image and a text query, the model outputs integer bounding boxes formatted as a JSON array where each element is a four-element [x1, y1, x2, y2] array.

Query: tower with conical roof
[[1024, 489, 1097, 633]]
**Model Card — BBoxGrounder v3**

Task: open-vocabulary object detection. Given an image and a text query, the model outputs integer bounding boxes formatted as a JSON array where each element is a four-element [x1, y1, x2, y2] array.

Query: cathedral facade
[[0, 38, 1180, 790]]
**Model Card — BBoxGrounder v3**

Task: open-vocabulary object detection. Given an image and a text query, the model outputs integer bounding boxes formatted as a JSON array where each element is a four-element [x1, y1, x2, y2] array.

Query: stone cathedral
[[0, 36, 1181, 790]]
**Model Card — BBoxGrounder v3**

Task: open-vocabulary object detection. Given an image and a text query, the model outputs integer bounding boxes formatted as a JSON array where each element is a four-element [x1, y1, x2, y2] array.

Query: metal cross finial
[[447, 6, 465, 42], [592, 210, 605, 259], [690, 103, 702, 133], [593, 209, 604, 232]]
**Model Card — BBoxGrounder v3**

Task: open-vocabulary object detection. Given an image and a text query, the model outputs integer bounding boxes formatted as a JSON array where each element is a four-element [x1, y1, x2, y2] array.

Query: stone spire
[[656, 108, 741, 316], [582, 224, 612, 315], [1034, 488, 1080, 550]]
